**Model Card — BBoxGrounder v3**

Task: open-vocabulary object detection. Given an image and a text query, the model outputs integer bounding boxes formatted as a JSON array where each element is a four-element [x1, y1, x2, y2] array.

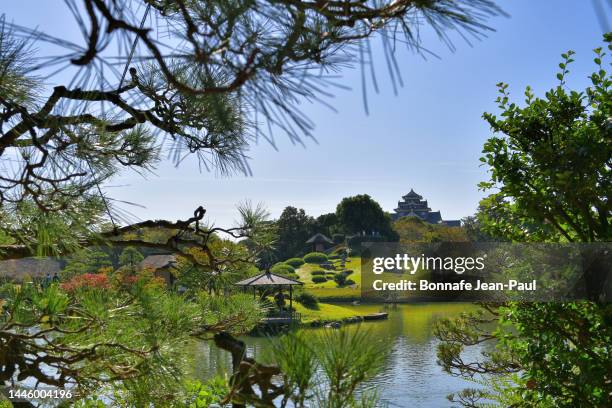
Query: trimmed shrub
[[303, 252, 328, 264], [312, 276, 327, 284], [285, 258, 305, 268], [270, 264, 295, 275], [346, 279, 355, 285], [311, 270, 326, 276], [341, 270, 354, 277], [333, 273, 347, 286], [296, 292, 319, 309]]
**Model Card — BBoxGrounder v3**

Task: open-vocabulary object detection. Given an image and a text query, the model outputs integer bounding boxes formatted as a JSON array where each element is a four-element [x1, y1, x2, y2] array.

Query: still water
[[191, 303, 484, 408]]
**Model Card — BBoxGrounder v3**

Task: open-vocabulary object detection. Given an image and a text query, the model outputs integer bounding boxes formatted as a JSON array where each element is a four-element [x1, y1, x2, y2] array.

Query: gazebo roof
[[305, 232, 333, 244], [235, 272, 303, 286]]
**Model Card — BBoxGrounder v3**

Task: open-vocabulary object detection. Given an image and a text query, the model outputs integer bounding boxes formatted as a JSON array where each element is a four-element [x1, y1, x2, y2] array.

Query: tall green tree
[[336, 194, 398, 240], [274, 206, 317, 260], [62, 248, 113, 279], [436, 36, 612, 408], [316, 212, 339, 237]]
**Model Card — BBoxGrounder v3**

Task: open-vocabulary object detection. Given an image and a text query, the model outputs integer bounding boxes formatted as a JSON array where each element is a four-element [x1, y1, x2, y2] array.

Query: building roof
[[138, 254, 177, 270], [305, 233, 333, 245], [0, 258, 61, 280], [402, 189, 423, 200], [235, 272, 304, 286], [423, 211, 442, 224]]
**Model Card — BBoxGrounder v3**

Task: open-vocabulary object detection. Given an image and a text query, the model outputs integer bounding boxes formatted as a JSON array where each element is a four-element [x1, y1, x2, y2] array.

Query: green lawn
[[292, 302, 362, 323], [295, 257, 362, 301]]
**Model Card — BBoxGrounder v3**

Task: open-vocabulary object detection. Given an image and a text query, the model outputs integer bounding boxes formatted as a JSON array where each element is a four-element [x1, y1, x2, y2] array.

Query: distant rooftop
[[392, 189, 460, 226]]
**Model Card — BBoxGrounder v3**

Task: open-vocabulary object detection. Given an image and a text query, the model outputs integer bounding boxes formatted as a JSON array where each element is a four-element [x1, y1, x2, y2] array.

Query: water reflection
[[191, 303, 482, 408]]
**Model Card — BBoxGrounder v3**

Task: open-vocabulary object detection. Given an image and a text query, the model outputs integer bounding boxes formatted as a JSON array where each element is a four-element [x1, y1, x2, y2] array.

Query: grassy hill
[[295, 256, 362, 301]]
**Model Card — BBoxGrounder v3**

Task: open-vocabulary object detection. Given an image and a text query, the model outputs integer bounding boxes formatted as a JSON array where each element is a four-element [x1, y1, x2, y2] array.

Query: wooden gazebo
[[235, 272, 303, 322]]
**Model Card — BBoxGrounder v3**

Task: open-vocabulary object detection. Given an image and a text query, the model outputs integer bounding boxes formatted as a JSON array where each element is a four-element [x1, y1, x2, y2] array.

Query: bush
[[312, 276, 327, 284], [311, 270, 326, 276], [341, 270, 354, 277], [61, 273, 110, 293], [295, 292, 319, 309], [285, 258, 305, 268], [346, 279, 355, 285], [333, 273, 347, 286], [303, 252, 328, 264], [270, 264, 295, 275]]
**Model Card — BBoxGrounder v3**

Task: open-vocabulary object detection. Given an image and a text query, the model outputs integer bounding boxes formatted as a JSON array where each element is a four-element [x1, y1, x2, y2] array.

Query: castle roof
[[402, 189, 423, 200]]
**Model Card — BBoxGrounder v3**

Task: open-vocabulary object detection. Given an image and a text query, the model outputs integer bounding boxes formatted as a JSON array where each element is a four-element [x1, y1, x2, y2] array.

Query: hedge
[[304, 252, 328, 264], [312, 276, 327, 284], [295, 292, 319, 309], [333, 273, 347, 286], [285, 258, 305, 268], [311, 270, 326, 276], [270, 264, 295, 275]]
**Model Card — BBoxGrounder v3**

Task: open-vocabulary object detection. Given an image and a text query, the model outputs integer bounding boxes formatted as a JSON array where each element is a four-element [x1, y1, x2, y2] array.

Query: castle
[[391, 189, 460, 226]]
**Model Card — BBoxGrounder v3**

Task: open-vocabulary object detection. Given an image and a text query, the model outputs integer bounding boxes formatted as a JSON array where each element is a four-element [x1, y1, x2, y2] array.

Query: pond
[[191, 303, 484, 408]]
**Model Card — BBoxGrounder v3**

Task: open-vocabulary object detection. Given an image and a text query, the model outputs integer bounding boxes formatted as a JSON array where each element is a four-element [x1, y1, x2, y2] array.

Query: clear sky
[[1, 1, 609, 227]]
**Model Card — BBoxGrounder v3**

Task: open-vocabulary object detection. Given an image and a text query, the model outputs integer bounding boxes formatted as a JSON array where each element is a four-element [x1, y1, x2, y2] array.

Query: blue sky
[[1, 1, 608, 227]]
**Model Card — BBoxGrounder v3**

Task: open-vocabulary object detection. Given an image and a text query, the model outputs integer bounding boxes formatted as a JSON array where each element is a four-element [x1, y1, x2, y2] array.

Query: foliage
[[316, 213, 339, 236], [478, 38, 611, 243], [295, 292, 319, 309], [268, 328, 387, 408], [0, 280, 264, 404], [285, 257, 305, 268], [336, 195, 399, 240], [311, 270, 326, 276], [182, 377, 229, 408], [461, 214, 503, 242], [436, 36, 612, 408], [393, 216, 469, 243], [446, 374, 530, 408], [312, 276, 327, 284], [118, 246, 144, 269], [304, 252, 328, 264], [61, 249, 113, 280], [274, 207, 318, 261], [60, 273, 111, 293], [333, 273, 347, 287], [271, 263, 296, 275]]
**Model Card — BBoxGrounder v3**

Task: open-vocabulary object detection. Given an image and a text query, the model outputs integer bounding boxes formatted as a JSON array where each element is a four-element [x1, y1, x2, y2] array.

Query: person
[[52, 272, 60, 283], [274, 290, 286, 311], [43, 272, 52, 288]]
